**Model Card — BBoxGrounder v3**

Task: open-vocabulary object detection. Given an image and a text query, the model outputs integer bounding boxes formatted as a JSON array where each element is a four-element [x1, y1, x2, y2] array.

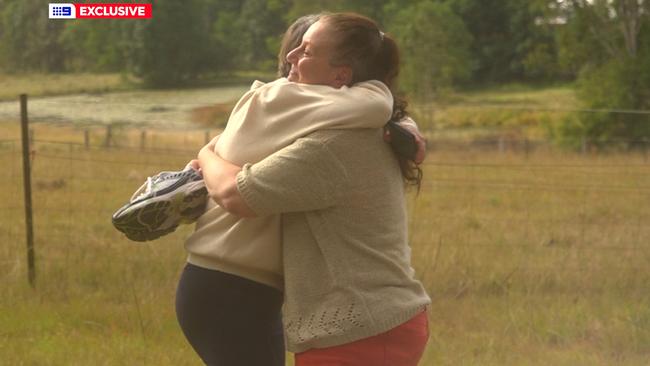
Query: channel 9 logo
[[48, 3, 152, 19], [49, 3, 75, 19]]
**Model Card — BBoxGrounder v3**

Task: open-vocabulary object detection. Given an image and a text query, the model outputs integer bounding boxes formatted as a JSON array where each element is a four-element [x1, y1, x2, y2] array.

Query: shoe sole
[[112, 182, 207, 242]]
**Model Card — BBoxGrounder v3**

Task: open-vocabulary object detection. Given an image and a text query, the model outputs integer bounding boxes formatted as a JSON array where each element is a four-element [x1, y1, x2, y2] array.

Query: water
[[0, 85, 250, 129]]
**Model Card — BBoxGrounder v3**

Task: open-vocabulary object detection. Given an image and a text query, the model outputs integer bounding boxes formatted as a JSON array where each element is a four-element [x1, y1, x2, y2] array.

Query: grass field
[[0, 73, 136, 101], [0, 72, 579, 141], [410, 84, 578, 141], [0, 71, 274, 102], [1, 122, 649, 365]]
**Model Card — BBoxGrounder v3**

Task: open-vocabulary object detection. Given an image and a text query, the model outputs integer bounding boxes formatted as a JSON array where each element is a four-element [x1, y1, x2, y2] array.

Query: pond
[[0, 84, 250, 129]]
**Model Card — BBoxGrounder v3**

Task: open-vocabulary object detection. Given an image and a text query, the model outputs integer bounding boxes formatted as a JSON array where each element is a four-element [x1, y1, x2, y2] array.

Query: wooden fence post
[[523, 138, 530, 159], [20, 94, 36, 288], [84, 129, 90, 150], [498, 136, 505, 154], [104, 124, 113, 148], [140, 130, 146, 151]]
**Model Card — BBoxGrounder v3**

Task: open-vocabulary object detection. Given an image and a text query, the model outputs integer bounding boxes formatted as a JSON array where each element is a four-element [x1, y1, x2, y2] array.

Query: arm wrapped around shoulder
[[236, 136, 348, 216], [332, 80, 393, 128], [257, 79, 394, 131]]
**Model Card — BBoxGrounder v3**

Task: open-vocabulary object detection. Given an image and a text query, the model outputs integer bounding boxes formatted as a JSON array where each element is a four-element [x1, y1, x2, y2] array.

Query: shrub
[[552, 56, 650, 149]]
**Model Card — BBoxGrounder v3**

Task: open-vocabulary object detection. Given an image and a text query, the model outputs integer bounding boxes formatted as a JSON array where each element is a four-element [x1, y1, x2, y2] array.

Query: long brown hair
[[320, 13, 422, 189]]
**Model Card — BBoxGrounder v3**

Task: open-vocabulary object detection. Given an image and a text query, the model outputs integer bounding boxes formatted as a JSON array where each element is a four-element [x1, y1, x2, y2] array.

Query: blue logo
[[49, 3, 76, 19], [52, 6, 72, 16]]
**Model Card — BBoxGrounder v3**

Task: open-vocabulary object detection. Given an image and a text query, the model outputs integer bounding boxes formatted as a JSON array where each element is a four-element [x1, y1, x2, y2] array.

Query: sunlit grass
[[1, 122, 649, 365], [410, 84, 578, 140], [411, 149, 650, 365], [1, 123, 201, 365]]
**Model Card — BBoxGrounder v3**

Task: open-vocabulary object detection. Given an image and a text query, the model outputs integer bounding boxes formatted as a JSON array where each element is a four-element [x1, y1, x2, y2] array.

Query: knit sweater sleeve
[[236, 135, 349, 216]]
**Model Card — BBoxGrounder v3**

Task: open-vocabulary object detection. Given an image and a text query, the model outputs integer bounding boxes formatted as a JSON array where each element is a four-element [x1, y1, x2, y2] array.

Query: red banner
[[74, 3, 152, 19]]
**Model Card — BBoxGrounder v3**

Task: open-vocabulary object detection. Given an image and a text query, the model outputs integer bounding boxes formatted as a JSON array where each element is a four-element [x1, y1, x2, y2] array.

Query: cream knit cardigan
[[237, 129, 431, 352]]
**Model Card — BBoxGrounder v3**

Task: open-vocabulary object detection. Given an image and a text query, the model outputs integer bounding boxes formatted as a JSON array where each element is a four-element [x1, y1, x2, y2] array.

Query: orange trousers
[[295, 311, 429, 366]]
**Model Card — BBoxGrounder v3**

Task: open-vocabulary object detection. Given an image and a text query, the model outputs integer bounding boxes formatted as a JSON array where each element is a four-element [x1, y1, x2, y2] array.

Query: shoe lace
[[130, 176, 154, 202], [129, 169, 192, 203]]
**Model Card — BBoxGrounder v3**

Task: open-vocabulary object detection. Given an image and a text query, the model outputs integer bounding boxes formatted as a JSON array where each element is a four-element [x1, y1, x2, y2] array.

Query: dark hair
[[277, 14, 321, 78], [389, 97, 423, 189], [320, 13, 422, 189]]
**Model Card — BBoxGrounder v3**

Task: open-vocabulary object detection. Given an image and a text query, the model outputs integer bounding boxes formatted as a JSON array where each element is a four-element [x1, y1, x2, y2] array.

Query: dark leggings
[[175, 263, 285, 366]]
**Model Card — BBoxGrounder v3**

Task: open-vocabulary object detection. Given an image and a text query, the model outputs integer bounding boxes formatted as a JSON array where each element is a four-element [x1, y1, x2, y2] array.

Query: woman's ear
[[332, 66, 353, 88]]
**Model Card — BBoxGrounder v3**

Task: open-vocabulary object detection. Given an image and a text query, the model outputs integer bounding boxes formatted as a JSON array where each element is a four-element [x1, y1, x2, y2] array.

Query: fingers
[[186, 159, 201, 172], [413, 136, 426, 165], [397, 120, 427, 164], [383, 128, 392, 142]]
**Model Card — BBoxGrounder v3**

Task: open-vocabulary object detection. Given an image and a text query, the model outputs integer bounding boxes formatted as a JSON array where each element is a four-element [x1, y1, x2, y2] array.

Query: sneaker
[[112, 166, 208, 242]]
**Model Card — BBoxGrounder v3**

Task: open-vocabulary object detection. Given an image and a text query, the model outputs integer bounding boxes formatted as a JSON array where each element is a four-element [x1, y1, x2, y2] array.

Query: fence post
[[20, 94, 36, 288], [84, 129, 90, 150], [140, 130, 146, 151], [523, 138, 530, 160], [104, 124, 113, 148], [498, 136, 505, 154], [204, 130, 210, 145]]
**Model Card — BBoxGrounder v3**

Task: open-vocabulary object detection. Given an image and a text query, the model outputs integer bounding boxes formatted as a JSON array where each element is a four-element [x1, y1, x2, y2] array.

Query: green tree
[[287, 0, 386, 23], [551, 0, 650, 146], [240, 0, 290, 70], [60, 19, 138, 72], [0, 0, 66, 72], [449, 0, 560, 83], [515, 0, 563, 80], [209, 0, 290, 73], [554, 0, 649, 67], [130, 0, 215, 87], [386, 0, 472, 99]]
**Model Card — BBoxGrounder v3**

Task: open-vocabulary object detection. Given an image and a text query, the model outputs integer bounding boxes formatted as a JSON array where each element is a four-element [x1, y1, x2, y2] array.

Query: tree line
[[1, 0, 649, 143]]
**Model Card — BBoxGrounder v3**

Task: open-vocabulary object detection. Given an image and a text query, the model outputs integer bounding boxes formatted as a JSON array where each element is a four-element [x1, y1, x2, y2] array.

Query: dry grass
[[411, 84, 578, 140], [1, 120, 649, 365], [0, 73, 133, 101], [412, 149, 650, 365]]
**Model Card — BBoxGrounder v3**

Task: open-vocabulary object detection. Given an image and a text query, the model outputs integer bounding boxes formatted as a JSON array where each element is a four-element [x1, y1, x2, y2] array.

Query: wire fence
[[0, 95, 649, 296]]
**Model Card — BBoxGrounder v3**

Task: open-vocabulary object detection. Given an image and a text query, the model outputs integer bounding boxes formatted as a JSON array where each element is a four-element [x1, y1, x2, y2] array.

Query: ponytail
[[388, 96, 423, 191], [321, 13, 423, 189]]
